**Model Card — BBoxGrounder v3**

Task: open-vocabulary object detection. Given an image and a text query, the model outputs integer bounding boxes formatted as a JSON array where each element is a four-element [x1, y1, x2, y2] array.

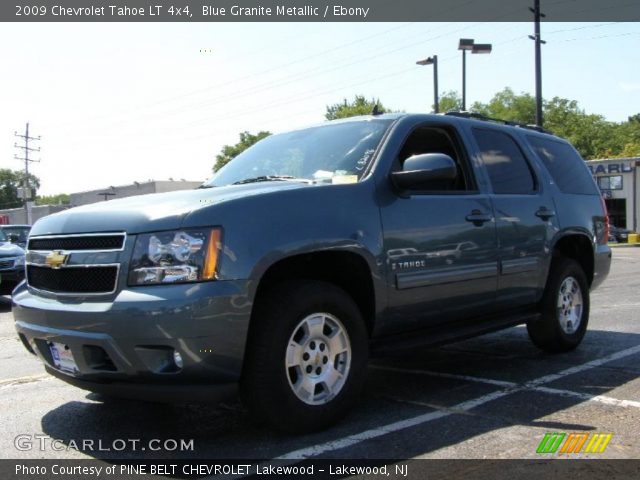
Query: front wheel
[[241, 280, 368, 433], [527, 257, 590, 353]]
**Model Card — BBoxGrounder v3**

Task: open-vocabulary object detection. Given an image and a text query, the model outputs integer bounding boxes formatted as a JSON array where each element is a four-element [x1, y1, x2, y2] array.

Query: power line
[[14, 122, 40, 224]]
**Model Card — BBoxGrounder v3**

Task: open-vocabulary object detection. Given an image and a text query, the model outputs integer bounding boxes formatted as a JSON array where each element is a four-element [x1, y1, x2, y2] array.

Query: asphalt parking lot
[[1, 247, 639, 462]]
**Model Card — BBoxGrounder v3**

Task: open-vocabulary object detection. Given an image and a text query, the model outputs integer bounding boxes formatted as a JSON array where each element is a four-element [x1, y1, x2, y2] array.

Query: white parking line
[[276, 344, 640, 460], [276, 389, 512, 460], [370, 365, 515, 388], [373, 365, 640, 409], [533, 386, 640, 409]]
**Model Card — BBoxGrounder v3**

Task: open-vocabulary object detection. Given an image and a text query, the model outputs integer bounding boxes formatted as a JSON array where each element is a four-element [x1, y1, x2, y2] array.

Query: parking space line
[[524, 344, 640, 387], [371, 365, 640, 409], [369, 365, 517, 388], [533, 386, 640, 409], [276, 344, 640, 460], [276, 389, 513, 460]]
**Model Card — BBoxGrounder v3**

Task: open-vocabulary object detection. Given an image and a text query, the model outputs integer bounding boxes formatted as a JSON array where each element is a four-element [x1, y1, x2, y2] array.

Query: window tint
[[472, 129, 535, 194], [527, 136, 599, 195]]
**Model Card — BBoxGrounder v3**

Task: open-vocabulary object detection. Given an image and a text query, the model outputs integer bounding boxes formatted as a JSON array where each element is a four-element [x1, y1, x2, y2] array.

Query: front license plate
[[49, 342, 78, 375]]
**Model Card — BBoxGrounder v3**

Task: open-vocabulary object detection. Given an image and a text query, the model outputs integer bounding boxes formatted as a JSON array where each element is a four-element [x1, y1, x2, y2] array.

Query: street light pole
[[462, 49, 466, 110], [416, 55, 439, 113], [458, 39, 474, 111], [458, 39, 493, 111]]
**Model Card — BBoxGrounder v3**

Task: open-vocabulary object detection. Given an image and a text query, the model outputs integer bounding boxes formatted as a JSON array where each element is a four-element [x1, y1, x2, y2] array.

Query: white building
[[586, 157, 639, 231], [69, 180, 202, 207]]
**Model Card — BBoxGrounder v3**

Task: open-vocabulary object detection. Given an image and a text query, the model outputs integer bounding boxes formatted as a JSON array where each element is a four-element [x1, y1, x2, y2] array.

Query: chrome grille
[[26, 233, 125, 295]]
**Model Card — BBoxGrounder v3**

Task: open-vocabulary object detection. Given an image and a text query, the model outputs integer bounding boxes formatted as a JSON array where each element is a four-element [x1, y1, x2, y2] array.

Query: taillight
[[600, 196, 610, 245]]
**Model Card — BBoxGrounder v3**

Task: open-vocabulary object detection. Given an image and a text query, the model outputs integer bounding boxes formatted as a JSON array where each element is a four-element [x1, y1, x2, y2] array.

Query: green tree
[[0, 169, 40, 209], [438, 91, 463, 112], [35, 193, 70, 206], [213, 131, 271, 172], [325, 95, 390, 120], [470, 88, 639, 160], [471, 87, 536, 124]]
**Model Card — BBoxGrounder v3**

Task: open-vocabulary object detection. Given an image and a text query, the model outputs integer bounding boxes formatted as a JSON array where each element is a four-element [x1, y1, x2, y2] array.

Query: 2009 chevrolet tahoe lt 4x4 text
[[14, 113, 611, 432]]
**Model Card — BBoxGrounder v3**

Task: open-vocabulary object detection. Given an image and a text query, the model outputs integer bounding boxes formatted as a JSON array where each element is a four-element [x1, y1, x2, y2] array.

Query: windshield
[[203, 119, 392, 187], [2, 227, 29, 244]]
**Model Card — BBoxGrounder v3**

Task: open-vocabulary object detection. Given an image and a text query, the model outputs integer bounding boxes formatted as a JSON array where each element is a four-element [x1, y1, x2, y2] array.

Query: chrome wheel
[[557, 276, 584, 334], [285, 313, 351, 406]]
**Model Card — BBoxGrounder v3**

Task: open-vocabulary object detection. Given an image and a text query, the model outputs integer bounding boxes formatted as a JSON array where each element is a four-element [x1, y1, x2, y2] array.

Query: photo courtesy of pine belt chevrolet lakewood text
[[13, 112, 611, 433]]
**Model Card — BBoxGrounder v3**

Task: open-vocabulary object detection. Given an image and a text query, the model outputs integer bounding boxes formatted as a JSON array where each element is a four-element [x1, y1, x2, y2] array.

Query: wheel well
[[552, 235, 594, 285], [253, 251, 376, 335]]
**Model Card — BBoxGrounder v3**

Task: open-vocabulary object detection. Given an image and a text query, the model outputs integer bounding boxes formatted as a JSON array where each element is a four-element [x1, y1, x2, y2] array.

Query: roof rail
[[444, 111, 553, 135]]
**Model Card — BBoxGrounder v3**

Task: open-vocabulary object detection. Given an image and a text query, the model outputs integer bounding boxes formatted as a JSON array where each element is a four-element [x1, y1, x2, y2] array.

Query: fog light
[[173, 350, 183, 369]]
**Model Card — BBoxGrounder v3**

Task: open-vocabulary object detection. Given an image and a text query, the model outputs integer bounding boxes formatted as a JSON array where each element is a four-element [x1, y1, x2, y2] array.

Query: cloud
[[619, 82, 640, 92]]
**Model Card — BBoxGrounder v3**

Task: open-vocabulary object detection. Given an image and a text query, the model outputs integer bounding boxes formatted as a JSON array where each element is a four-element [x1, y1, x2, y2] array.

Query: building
[[69, 179, 202, 207], [586, 157, 640, 231], [0, 180, 202, 225], [0, 205, 68, 225]]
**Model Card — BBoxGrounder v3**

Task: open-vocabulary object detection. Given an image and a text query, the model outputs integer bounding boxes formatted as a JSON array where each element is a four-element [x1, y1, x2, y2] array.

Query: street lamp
[[458, 39, 492, 111], [416, 55, 439, 113]]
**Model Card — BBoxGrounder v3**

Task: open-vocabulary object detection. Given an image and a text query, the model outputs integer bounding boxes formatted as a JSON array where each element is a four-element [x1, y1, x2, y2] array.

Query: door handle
[[535, 207, 556, 220], [465, 210, 493, 226]]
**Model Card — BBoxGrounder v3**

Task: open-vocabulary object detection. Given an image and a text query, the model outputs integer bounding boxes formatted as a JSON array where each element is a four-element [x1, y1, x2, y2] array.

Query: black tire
[[240, 280, 368, 433], [527, 257, 590, 353]]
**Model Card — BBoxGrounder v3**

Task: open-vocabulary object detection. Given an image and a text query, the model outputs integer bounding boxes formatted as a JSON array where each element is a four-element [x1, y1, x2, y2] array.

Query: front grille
[[27, 265, 118, 294], [0, 259, 14, 269], [28, 234, 125, 251]]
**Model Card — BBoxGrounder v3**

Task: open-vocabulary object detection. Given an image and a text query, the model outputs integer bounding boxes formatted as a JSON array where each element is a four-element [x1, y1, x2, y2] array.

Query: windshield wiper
[[232, 175, 312, 185]]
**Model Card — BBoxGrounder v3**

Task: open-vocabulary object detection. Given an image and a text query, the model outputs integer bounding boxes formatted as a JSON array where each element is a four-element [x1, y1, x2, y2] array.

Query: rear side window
[[527, 136, 599, 195], [472, 128, 536, 194]]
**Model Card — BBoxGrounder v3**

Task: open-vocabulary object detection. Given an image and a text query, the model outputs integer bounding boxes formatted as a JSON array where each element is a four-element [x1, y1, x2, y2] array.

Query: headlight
[[128, 228, 222, 286], [14, 256, 25, 268]]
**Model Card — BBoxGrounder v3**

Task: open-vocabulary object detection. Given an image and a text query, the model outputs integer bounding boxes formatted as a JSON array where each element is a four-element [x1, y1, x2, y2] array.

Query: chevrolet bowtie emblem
[[45, 251, 69, 269]]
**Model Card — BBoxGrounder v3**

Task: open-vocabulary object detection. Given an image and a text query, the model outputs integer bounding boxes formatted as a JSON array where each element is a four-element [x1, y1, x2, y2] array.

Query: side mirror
[[391, 153, 458, 191]]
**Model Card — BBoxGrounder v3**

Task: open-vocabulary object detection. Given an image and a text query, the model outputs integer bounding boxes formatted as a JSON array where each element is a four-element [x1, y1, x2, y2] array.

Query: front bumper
[[13, 279, 252, 402]]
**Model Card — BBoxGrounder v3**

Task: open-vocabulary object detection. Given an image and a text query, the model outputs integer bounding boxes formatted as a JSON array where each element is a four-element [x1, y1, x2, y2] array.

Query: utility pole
[[529, 0, 546, 127], [14, 122, 40, 225]]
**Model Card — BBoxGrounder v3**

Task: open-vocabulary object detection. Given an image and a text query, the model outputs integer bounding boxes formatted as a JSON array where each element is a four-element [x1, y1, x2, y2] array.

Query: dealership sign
[[587, 162, 634, 175]]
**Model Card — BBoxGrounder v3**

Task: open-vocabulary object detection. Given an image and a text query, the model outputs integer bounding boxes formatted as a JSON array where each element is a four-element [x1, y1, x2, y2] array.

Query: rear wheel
[[241, 280, 368, 433], [527, 257, 590, 353]]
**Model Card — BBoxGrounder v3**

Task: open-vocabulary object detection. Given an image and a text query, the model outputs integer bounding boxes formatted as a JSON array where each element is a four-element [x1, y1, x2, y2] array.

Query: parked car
[[13, 112, 611, 432], [0, 224, 31, 249], [0, 243, 26, 295], [608, 225, 631, 243]]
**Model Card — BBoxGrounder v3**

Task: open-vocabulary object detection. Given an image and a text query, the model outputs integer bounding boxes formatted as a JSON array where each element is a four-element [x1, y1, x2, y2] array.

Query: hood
[[0, 242, 25, 257], [30, 182, 312, 236]]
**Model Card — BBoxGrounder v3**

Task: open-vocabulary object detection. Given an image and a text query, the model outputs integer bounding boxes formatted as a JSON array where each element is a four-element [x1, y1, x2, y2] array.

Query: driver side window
[[397, 126, 475, 191]]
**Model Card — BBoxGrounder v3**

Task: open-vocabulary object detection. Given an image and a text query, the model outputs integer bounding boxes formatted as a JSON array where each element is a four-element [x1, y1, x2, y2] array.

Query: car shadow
[[39, 328, 640, 465], [0, 296, 12, 313]]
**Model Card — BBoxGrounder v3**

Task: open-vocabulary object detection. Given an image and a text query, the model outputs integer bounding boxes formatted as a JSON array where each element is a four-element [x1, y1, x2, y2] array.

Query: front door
[[378, 124, 499, 335]]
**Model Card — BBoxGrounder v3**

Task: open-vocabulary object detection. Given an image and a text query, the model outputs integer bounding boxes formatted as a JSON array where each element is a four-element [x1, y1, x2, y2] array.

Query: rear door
[[470, 127, 558, 309]]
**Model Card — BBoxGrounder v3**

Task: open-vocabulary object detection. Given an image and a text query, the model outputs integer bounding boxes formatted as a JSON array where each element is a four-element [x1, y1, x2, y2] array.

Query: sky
[[0, 21, 639, 197]]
